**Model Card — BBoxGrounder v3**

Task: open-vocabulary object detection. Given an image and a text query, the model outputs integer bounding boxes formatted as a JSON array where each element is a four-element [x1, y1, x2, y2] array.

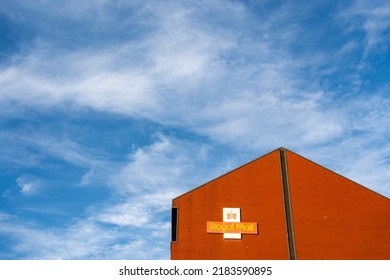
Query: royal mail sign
[[207, 208, 258, 239], [206, 221, 258, 234]]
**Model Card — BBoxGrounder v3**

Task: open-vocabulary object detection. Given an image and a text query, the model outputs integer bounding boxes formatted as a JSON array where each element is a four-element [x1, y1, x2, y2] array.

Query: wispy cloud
[[0, 127, 108, 168], [338, 0, 390, 53], [111, 135, 194, 190], [0, 0, 347, 151], [0, 213, 167, 259], [80, 167, 95, 186], [16, 175, 40, 195]]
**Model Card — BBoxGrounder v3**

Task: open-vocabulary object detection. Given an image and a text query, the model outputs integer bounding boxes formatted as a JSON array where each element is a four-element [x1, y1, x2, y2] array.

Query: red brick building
[[170, 148, 390, 260]]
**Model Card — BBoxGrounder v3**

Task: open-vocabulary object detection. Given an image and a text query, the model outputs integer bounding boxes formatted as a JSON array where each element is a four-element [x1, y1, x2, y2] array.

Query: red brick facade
[[171, 148, 390, 260]]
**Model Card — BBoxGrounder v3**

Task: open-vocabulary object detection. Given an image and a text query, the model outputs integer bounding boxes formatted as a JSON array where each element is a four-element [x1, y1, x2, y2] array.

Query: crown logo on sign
[[227, 211, 237, 220]]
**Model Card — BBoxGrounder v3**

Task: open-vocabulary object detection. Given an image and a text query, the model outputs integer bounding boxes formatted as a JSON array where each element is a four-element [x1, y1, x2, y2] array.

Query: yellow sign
[[207, 221, 258, 234]]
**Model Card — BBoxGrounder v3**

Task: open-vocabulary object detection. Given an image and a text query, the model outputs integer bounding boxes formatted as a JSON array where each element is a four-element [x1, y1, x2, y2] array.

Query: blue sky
[[0, 0, 389, 259]]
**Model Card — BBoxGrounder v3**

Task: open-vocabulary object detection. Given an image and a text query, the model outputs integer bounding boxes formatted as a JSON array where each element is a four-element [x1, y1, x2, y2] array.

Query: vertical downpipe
[[279, 148, 297, 260]]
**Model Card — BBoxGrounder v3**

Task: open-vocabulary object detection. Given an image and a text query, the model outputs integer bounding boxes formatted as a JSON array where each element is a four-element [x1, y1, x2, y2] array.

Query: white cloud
[[80, 167, 95, 186], [97, 202, 151, 227], [16, 176, 40, 195], [96, 189, 177, 227]]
